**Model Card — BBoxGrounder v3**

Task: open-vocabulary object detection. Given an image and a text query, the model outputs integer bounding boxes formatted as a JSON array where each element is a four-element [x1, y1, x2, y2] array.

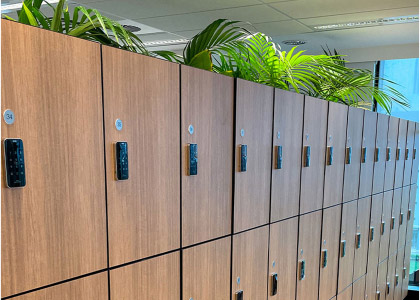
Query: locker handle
[[345, 147, 352, 164], [386, 282, 390, 294], [400, 212, 404, 225], [327, 146, 333, 166], [240, 144, 247, 172], [396, 148, 401, 160], [369, 227, 375, 242], [299, 260, 306, 280], [321, 249, 328, 268], [361, 147, 367, 163], [189, 143, 198, 176], [275, 146, 283, 169], [403, 267, 407, 279], [395, 274, 399, 286], [340, 240, 346, 258], [414, 148, 417, 160], [375, 147, 380, 162], [235, 290, 243, 300], [376, 291, 381, 300], [381, 221, 386, 235], [386, 147, 391, 162], [356, 233, 361, 249], [271, 273, 278, 296], [303, 146, 311, 167], [391, 217, 395, 230], [408, 209, 412, 221], [405, 148, 410, 160]]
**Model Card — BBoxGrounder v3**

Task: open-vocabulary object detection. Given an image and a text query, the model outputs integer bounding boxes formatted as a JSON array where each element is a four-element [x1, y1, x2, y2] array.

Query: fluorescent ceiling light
[[313, 15, 419, 30], [144, 39, 189, 46], [1, 0, 60, 11]]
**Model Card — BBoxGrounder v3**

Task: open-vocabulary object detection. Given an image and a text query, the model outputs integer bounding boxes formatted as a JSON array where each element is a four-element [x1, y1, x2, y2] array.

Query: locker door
[[234, 79, 273, 232], [343, 107, 364, 203], [403, 121, 415, 186], [103, 46, 180, 266], [410, 123, 419, 184], [269, 217, 298, 300], [388, 188, 402, 256], [232, 226, 269, 300], [393, 250, 404, 300], [183, 237, 231, 300], [319, 205, 342, 300], [386, 254, 397, 300], [368, 193, 384, 270], [383, 117, 399, 191], [379, 191, 393, 263], [337, 285, 352, 300], [376, 260, 388, 300], [11, 272, 108, 300], [338, 200, 358, 293], [404, 185, 417, 247], [300, 96, 328, 213], [397, 186, 410, 251], [359, 111, 377, 198], [372, 114, 389, 194], [296, 211, 322, 300], [354, 196, 372, 281], [1, 20, 107, 296], [324, 102, 348, 208], [271, 89, 304, 221], [394, 120, 407, 188], [110, 252, 180, 300], [365, 266, 379, 300], [352, 274, 367, 300], [402, 241, 412, 299], [181, 65, 234, 246]]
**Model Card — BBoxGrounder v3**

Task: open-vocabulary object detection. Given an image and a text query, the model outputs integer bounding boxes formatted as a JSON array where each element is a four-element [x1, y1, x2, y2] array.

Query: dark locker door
[[343, 107, 364, 203], [388, 188, 402, 256], [377, 259, 388, 300], [269, 217, 298, 300], [359, 111, 378, 198], [394, 120, 408, 188], [352, 274, 367, 300], [319, 205, 342, 300], [383, 117, 399, 191], [234, 79, 273, 233], [403, 121, 415, 186], [103, 46, 180, 266], [271, 89, 304, 221], [386, 254, 397, 300], [372, 114, 389, 194], [324, 102, 348, 208], [296, 211, 322, 300], [379, 190, 393, 263], [411, 123, 419, 184], [397, 186, 410, 251], [181, 65, 234, 246], [1, 20, 107, 297], [300, 96, 328, 214], [354, 196, 372, 281], [183, 237, 231, 300], [232, 226, 269, 300]]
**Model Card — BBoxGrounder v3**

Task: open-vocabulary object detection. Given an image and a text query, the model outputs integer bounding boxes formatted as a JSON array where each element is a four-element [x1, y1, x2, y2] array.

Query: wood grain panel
[[234, 79, 273, 232], [372, 114, 389, 194], [300, 96, 328, 213], [342, 107, 364, 203], [402, 242, 411, 299], [269, 217, 298, 300], [183, 237, 231, 300], [410, 123, 419, 184], [337, 284, 352, 300], [397, 186, 410, 251], [394, 120, 407, 188], [296, 211, 322, 300], [383, 116, 399, 191], [386, 254, 397, 300], [103, 46, 180, 266], [324, 102, 348, 208], [388, 188, 402, 256], [379, 191, 393, 263], [1, 20, 107, 297], [338, 200, 357, 293], [271, 89, 304, 221], [403, 121, 415, 186], [232, 226, 269, 300], [181, 65, 234, 245], [359, 111, 377, 198], [404, 185, 417, 248], [366, 266, 379, 300], [354, 196, 371, 281], [376, 259, 388, 300], [393, 250, 404, 300], [367, 193, 384, 271], [319, 205, 341, 300], [352, 275, 367, 300]]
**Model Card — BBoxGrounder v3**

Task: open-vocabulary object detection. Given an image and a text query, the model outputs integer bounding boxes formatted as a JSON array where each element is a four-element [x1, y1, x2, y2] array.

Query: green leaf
[[50, 0, 65, 31], [22, 3, 39, 26], [188, 50, 213, 70]]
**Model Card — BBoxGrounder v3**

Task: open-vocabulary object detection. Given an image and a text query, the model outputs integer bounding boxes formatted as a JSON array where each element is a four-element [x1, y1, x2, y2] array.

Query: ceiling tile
[[253, 20, 312, 36], [139, 32, 186, 42], [171, 29, 201, 38]]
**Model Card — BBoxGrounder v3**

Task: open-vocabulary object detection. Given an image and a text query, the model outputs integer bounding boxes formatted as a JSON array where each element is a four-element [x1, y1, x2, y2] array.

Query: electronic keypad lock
[[115, 141, 129, 180], [235, 290, 243, 300], [369, 227, 375, 242], [386, 147, 391, 161], [327, 146, 333, 165], [275, 146, 283, 169], [345, 147, 352, 164], [375, 147, 380, 162], [405, 148, 410, 160], [322, 249, 328, 268], [376, 291, 381, 300], [271, 273, 278, 295], [188, 143, 198, 176], [340, 240, 347, 257], [4, 138, 26, 188], [299, 260, 306, 280], [240, 144, 247, 172], [361, 147, 367, 163], [396, 148, 401, 160], [304, 146, 311, 167]]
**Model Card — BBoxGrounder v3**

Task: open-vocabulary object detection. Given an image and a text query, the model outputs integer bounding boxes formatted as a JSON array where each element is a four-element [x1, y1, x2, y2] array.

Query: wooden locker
[[397, 186, 410, 251], [404, 185, 417, 247], [324, 102, 348, 208], [352, 274, 367, 300], [410, 123, 419, 184], [1, 20, 107, 296], [394, 120, 407, 188], [337, 284, 352, 300], [383, 117, 399, 191], [372, 114, 389, 194], [354, 196, 372, 281], [365, 266, 379, 300], [110, 251, 180, 300], [300, 96, 328, 213], [338, 200, 357, 293], [234, 79, 273, 232], [296, 211, 322, 300], [359, 111, 377, 198], [393, 250, 404, 300], [342, 107, 364, 203], [10, 272, 108, 300], [271, 89, 304, 221], [402, 241, 412, 299], [269, 217, 298, 300], [319, 205, 342, 300], [403, 121, 415, 186], [367, 193, 384, 270], [183, 237, 231, 300], [181, 65, 234, 246], [376, 260, 388, 300], [232, 226, 269, 300], [388, 188, 402, 256], [386, 254, 397, 300], [379, 191, 393, 263], [103, 46, 180, 266]]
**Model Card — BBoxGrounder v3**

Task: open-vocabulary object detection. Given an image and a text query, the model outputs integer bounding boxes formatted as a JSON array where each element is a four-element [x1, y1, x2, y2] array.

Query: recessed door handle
[[361, 147, 367, 163], [405, 148, 410, 160], [341, 240, 346, 257], [189, 143, 198, 176], [304, 146, 311, 167], [414, 148, 417, 160], [321, 249, 328, 268], [375, 147, 380, 162], [327, 146, 333, 166], [369, 227, 375, 242], [299, 260, 306, 280], [275, 146, 283, 169], [356, 233, 361, 249], [396, 148, 401, 160], [240, 144, 247, 172], [386, 147, 391, 161], [271, 273, 278, 296], [346, 147, 352, 164]]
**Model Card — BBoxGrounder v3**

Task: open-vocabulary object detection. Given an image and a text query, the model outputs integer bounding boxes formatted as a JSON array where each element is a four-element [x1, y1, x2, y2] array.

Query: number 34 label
[[3, 109, 15, 125]]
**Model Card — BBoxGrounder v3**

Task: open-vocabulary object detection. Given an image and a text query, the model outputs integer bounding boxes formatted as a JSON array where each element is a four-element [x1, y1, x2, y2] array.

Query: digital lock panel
[[115, 141, 129, 180], [4, 138, 26, 188]]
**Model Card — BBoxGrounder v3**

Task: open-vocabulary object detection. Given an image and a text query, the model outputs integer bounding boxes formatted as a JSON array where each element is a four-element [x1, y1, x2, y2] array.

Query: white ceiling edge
[[341, 43, 419, 62]]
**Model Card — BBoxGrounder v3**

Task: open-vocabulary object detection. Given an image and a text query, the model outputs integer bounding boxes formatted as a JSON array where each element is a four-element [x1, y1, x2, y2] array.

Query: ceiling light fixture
[[282, 40, 306, 45], [313, 15, 419, 30], [144, 39, 190, 46], [1, 0, 60, 11]]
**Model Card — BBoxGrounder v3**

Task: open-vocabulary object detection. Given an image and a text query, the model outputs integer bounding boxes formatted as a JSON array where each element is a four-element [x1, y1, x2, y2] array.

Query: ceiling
[[2, 0, 419, 60]]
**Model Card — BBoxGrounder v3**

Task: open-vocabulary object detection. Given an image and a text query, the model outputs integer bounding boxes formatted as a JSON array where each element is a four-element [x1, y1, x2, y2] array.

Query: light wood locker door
[[300, 96, 328, 213], [403, 121, 415, 186], [319, 205, 342, 300], [410, 123, 419, 184], [404, 185, 417, 247], [271, 89, 304, 221], [383, 117, 399, 191], [103, 46, 180, 266], [397, 186, 410, 251], [402, 241, 411, 299], [110, 251, 180, 300], [367, 193, 384, 270], [338, 200, 357, 293], [359, 111, 378, 198], [296, 211, 322, 300], [183, 237, 231, 300], [324, 102, 348, 208], [234, 79, 273, 232], [388, 188, 402, 256], [11, 272, 108, 300], [372, 114, 389, 194], [385, 254, 397, 300], [354, 196, 372, 281], [376, 259, 388, 300], [1, 20, 107, 297], [379, 191, 393, 263], [394, 120, 407, 189], [232, 226, 269, 300], [181, 65, 234, 246], [365, 266, 379, 300], [393, 250, 404, 300], [343, 107, 364, 203], [352, 274, 367, 300], [269, 217, 298, 300], [337, 284, 352, 300]]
